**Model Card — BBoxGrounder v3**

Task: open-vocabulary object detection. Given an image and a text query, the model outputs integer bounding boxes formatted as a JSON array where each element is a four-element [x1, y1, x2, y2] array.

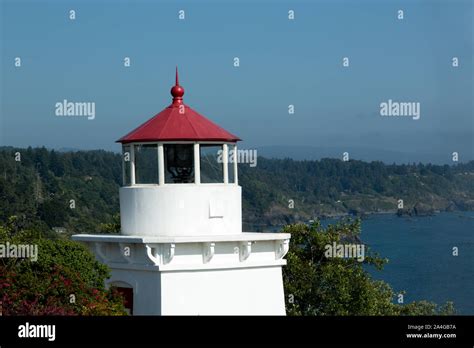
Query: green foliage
[[240, 158, 474, 227], [0, 223, 126, 315], [282, 220, 456, 316], [0, 147, 121, 235], [397, 301, 456, 316], [0, 146, 465, 316], [98, 213, 121, 234], [37, 199, 68, 228], [1, 147, 473, 233]]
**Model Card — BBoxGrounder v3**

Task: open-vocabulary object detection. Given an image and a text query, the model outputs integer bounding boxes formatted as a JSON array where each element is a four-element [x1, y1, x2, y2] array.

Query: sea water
[[251, 211, 474, 314], [360, 211, 474, 314]]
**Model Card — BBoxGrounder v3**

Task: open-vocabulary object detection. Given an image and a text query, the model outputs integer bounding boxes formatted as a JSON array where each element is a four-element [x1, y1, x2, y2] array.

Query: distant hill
[[239, 157, 474, 229], [56, 147, 82, 153], [257, 145, 470, 165], [0, 146, 473, 234]]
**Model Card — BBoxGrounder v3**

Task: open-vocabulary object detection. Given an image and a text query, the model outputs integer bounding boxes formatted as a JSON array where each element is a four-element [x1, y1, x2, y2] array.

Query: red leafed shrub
[[0, 223, 127, 316]]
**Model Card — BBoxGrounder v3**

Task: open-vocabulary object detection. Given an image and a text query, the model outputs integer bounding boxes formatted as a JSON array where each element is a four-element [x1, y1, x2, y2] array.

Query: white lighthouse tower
[[72, 69, 291, 315]]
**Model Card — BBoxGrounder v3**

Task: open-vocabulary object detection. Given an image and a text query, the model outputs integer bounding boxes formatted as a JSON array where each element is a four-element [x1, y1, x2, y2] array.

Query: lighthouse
[[72, 69, 291, 315]]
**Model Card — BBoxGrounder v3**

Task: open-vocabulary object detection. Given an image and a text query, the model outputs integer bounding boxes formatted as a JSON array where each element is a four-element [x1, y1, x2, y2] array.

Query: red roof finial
[[171, 66, 184, 105]]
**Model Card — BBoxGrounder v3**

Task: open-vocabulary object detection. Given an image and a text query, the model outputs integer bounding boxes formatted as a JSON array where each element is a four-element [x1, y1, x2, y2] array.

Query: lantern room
[[116, 68, 243, 237]]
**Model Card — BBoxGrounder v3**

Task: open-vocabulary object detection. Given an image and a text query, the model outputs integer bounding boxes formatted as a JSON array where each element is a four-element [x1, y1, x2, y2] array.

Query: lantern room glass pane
[[135, 144, 158, 184], [122, 145, 131, 186], [164, 144, 195, 183], [228, 144, 236, 184], [200, 145, 224, 183]]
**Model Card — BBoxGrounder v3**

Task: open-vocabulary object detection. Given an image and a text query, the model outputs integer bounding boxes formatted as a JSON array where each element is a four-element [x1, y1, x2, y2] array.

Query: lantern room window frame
[[122, 141, 238, 186]]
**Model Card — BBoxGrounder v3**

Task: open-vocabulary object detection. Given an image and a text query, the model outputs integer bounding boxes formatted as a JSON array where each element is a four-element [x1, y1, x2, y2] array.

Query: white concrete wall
[[107, 265, 286, 315], [160, 266, 286, 315], [107, 268, 162, 315], [120, 184, 242, 236], [74, 234, 290, 315]]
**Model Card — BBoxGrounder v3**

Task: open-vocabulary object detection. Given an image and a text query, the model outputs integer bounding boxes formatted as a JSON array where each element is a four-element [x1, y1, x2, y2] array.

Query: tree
[[282, 219, 456, 315], [37, 199, 68, 227], [98, 213, 121, 234], [0, 223, 127, 315], [49, 150, 65, 177]]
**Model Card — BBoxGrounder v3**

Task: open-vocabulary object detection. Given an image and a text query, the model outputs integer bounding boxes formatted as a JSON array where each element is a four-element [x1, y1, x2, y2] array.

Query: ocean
[[359, 211, 474, 314], [254, 211, 474, 314]]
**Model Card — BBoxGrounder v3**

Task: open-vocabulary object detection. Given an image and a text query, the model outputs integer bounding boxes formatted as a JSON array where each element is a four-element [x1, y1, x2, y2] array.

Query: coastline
[[243, 207, 474, 232]]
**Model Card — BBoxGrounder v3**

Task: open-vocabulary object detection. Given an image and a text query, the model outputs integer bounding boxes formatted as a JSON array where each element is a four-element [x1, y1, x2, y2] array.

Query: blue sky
[[1, 0, 472, 163]]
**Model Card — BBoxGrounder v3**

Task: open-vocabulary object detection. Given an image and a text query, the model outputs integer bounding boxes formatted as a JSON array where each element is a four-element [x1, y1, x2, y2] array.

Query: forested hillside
[[1, 147, 473, 234], [0, 147, 121, 234], [239, 157, 474, 227]]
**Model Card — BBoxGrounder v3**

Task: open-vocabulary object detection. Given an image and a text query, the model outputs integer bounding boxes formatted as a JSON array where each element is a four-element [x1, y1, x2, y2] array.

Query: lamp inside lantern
[[165, 144, 194, 183]]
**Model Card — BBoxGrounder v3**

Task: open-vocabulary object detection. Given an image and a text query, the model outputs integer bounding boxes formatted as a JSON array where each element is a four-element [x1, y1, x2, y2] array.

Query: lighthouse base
[[72, 233, 291, 315]]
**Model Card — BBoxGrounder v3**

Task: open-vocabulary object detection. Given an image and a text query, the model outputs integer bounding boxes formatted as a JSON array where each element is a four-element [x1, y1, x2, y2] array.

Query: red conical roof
[[117, 68, 241, 144]]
